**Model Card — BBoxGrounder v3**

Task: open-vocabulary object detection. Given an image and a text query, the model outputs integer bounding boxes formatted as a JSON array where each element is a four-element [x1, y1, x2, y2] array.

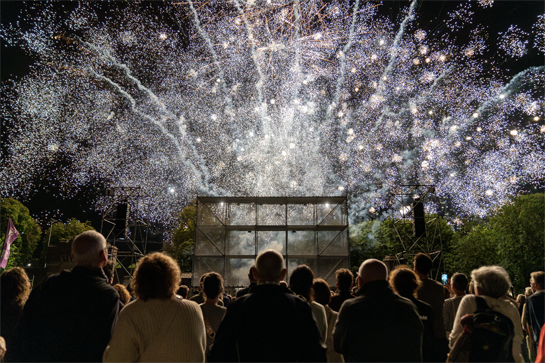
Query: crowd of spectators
[[1, 230, 544, 362]]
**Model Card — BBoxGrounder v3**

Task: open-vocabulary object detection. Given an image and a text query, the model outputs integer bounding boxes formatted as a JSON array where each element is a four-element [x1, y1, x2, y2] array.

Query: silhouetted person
[[525, 271, 545, 360], [7, 231, 120, 362], [329, 268, 356, 312], [443, 272, 468, 337], [390, 266, 435, 362], [333, 259, 423, 362], [414, 252, 448, 361], [200, 272, 227, 357], [209, 250, 326, 362], [1, 267, 31, 345], [236, 265, 258, 298]]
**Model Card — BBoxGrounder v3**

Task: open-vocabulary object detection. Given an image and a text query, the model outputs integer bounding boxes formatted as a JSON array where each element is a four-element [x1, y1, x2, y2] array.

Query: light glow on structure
[[0, 0, 543, 224]]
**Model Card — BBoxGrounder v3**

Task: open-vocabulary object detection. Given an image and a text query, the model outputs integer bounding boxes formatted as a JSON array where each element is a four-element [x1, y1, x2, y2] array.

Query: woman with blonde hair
[[103, 253, 206, 362]]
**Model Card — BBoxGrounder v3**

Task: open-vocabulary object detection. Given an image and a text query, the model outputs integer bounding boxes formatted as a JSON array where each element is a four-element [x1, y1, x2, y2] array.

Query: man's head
[[253, 250, 286, 283], [248, 265, 257, 283], [413, 253, 432, 276], [357, 259, 388, 288], [335, 268, 354, 293], [530, 271, 544, 292], [71, 231, 108, 268]]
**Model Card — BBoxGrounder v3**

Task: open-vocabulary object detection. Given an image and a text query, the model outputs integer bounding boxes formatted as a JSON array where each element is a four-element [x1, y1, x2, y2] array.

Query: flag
[[0, 218, 19, 269]]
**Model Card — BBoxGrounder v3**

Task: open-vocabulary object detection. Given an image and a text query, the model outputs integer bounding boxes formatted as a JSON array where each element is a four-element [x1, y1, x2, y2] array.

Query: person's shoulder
[[528, 291, 545, 303], [311, 301, 327, 314]]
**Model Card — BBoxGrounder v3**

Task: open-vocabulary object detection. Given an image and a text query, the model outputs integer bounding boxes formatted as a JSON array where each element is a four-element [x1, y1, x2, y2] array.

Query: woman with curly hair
[[103, 253, 206, 362], [1, 267, 31, 343], [112, 284, 131, 306]]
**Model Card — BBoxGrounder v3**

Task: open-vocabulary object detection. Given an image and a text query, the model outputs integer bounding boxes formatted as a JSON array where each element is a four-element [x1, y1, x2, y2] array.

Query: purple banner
[[1, 218, 19, 269]]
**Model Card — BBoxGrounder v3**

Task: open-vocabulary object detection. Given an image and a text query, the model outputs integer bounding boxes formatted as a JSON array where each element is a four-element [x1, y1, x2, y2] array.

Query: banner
[[0, 218, 19, 269]]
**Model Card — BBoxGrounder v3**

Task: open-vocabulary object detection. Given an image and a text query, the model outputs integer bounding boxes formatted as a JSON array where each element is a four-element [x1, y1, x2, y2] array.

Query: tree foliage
[[0, 198, 42, 269], [350, 214, 455, 276], [46, 218, 95, 245], [167, 201, 196, 273], [491, 193, 544, 292]]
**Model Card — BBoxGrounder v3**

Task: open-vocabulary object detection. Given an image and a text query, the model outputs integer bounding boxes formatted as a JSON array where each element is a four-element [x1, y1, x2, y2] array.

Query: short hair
[[525, 287, 533, 297], [313, 279, 332, 306], [530, 271, 545, 290], [414, 253, 432, 275], [389, 267, 421, 298], [255, 250, 285, 282], [471, 266, 511, 299], [113, 284, 131, 305], [131, 252, 181, 301], [0, 267, 31, 306], [71, 230, 106, 266], [289, 265, 315, 301], [335, 268, 354, 292], [202, 272, 224, 300], [103, 261, 115, 282], [452, 273, 469, 292], [177, 285, 189, 298], [248, 265, 257, 282], [358, 259, 388, 282]]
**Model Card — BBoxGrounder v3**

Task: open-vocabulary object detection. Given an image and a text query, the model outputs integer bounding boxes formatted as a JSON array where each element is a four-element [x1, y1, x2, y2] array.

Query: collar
[[356, 280, 391, 296], [71, 265, 108, 280]]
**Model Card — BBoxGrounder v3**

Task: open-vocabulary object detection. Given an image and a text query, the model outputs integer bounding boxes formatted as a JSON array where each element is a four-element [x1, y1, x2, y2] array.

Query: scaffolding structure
[[388, 185, 445, 280], [194, 196, 350, 287], [100, 187, 149, 283]]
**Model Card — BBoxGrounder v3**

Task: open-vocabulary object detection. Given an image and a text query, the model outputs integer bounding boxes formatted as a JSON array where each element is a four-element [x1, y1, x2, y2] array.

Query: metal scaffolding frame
[[100, 187, 150, 283], [388, 184, 445, 280], [194, 196, 350, 287]]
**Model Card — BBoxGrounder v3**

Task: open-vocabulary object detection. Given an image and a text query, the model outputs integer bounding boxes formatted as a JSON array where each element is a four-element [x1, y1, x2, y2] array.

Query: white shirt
[[449, 294, 523, 363]]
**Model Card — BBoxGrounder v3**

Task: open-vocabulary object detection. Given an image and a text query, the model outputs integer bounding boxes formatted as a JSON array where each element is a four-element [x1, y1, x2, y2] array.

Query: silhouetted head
[[253, 249, 286, 283], [357, 259, 388, 288], [71, 230, 107, 268]]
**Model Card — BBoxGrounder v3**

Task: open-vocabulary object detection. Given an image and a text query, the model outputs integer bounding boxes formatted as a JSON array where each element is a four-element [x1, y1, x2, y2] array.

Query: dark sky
[[1, 0, 543, 229]]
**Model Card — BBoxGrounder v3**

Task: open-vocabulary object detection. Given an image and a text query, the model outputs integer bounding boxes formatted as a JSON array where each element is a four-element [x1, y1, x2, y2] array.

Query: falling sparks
[[0, 0, 543, 225]]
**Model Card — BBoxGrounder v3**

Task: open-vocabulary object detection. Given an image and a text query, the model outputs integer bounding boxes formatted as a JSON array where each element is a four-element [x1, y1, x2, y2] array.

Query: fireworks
[[1, 0, 544, 224]]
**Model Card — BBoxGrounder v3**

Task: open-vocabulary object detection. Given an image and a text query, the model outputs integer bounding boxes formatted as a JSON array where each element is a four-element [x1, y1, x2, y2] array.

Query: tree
[[350, 214, 455, 276], [46, 218, 95, 246], [0, 198, 42, 269], [167, 201, 196, 273], [446, 224, 500, 277], [491, 193, 544, 292]]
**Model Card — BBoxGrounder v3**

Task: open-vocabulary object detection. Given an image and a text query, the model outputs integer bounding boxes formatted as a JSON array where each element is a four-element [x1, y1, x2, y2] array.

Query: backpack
[[447, 296, 515, 362]]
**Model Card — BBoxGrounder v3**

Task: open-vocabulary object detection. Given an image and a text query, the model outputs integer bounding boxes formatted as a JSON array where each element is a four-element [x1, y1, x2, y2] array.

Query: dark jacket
[[7, 266, 120, 362], [329, 291, 356, 312], [236, 282, 257, 298], [408, 296, 436, 362], [333, 280, 423, 362], [209, 283, 326, 362]]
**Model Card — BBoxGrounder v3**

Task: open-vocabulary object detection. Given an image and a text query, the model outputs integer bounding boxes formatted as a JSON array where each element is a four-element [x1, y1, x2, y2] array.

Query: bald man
[[7, 231, 120, 362], [209, 250, 326, 362], [333, 259, 423, 362]]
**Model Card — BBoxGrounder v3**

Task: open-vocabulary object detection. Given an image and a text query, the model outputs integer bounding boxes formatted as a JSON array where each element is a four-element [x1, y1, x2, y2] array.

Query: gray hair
[[471, 266, 511, 299], [71, 230, 106, 266]]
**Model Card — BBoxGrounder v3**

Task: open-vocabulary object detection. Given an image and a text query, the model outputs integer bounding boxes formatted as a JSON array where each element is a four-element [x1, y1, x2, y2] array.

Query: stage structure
[[388, 184, 445, 280], [100, 187, 150, 283], [194, 196, 349, 287]]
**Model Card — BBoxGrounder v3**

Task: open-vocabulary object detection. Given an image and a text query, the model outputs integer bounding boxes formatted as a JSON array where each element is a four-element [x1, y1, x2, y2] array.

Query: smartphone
[[441, 273, 448, 286]]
